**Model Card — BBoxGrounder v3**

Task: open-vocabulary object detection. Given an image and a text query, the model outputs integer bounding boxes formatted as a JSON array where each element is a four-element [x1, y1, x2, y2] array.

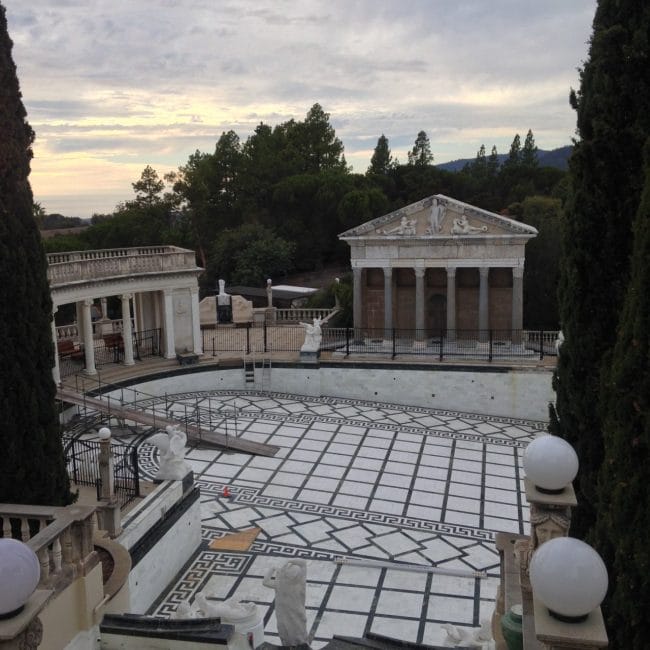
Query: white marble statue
[[427, 198, 446, 234], [174, 592, 258, 622], [217, 279, 230, 306], [149, 425, 189, 480], [382, 215, 416, 235], [555, 330, 564, 356], [263, 559, 308, 646], [441, 621, 493, 648], [266, 278, 273, 307], [300, 317, 322, 352], [451, 214, 488, 235]]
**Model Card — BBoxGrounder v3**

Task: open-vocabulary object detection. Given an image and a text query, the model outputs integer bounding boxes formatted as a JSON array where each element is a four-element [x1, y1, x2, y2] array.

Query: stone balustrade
[[47, 246, 198, 286], [0, 503, 97, 590], [274, 307, 336, 323], [56, 318, 134, 341]]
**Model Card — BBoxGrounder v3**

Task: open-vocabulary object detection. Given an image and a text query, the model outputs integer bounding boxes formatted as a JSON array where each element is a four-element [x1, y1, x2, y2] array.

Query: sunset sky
[[5, 1, 596, 218]]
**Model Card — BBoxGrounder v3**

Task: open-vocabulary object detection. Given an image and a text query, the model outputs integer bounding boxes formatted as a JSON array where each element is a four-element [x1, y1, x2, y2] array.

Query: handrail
[[0, 503, 98, 590]]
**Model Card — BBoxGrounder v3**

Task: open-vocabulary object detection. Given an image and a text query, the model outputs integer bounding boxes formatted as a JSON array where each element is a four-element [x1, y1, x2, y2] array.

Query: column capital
[[190, 285, 199, 296], [163, 288, 174, 298], [512, 266, 525, 279], [479, 266, 490, 278], [446, 267, 457, 278], [83, 298, 94, 307], [121, 293, 133, 301], [414, 267, 426, 279], [382, 266, 392, 278]]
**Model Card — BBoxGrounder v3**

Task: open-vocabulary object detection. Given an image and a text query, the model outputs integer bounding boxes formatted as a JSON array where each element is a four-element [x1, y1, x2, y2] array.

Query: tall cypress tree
[[0, 3, 71, 505], [550, 0, 650, 540], [596, 142, 650, 649]]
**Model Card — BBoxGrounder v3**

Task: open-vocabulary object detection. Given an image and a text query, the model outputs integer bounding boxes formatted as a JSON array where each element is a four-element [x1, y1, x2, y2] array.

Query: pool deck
[[71, 373, 545, 647]]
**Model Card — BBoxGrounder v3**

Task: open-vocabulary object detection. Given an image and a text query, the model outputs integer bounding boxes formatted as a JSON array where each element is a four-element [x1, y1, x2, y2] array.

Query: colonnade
[[352, 265, 524, 339], [52, 287, 203, 383]]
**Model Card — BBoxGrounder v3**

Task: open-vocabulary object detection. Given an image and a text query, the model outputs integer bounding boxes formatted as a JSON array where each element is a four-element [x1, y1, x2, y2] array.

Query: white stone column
[[81, 299, 96, 375], [446, 267, 456, 342], [190, 287, 203, 355], [352, 267, 363, 333], [414, 267, 425, 340], [163, 289, 176, 359], [51, 307, 60, 384], [100, 297, 108, 319], [512, 266, 524, 343], [479, 267, 490, 341], [383, 266, 393, 340], [121, 294, 135, 365]]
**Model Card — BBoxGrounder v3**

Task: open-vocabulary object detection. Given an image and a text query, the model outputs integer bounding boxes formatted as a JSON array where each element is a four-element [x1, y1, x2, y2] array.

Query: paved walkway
[[107, 390, 544, 647]]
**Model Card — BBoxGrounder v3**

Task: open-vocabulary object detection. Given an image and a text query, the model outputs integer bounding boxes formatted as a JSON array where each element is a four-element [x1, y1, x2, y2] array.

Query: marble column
[[81, 299, 96, 375], [512, 267, 524, 343], [383, 267, 393, 340], [121, 294, 135, 365], [414, 267, 425, 340], [352, 267, 363, 335], [479, 267, 489, 342], [51, 308, 60, 385], [446, 267, 456, 342], [190, 287, 203, 354], [163, 289, 176, 359]]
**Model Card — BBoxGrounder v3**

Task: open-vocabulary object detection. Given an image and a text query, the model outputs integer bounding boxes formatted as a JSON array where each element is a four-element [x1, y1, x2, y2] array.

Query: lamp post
[[0, 538, 47, 650], [530, 537, 608, 649]]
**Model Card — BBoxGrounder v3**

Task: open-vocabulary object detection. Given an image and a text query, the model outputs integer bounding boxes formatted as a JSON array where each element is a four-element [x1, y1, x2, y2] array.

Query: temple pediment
[[339, 195, 537, 239]]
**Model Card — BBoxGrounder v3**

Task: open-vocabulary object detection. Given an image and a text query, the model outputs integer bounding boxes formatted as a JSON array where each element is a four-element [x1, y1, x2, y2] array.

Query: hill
[[436, 145, 572, 172]]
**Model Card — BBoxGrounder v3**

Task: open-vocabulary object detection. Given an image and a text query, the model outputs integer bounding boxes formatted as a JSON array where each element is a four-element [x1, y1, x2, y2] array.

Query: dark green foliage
[[595, 142, 650, 649], [0, 3, 71, 506], [208, 223, 294, 288], [368, 135, 394, 176], [550, 0, 650, 542], [407, 131, 433, 167], [520, 196, 562, 329]]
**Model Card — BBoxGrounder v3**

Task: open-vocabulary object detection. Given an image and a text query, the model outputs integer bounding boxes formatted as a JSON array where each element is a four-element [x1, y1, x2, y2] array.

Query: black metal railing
[[59, 328, 162, 377], [63, 435, 141, 508], [202, 324, 558, 361]]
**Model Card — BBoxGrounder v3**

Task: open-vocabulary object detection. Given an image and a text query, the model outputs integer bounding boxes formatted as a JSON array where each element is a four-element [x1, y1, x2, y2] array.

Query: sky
[[5, 0, 597, 218]]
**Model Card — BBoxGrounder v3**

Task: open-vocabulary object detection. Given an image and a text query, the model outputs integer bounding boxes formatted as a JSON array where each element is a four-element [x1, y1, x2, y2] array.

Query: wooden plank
[[57, 388, 278, 457]]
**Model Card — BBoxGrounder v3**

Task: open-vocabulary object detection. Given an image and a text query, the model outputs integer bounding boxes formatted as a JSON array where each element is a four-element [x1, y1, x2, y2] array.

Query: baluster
[[52, 536, 62, 573], [2, 516, 11, 538], [20, 517, 30, 541], [38, 548, 50, 583], [61, 527, 74, 567]]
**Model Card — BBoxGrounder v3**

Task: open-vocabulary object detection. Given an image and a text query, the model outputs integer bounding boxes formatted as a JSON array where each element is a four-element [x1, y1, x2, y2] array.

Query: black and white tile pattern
[[130, 391, 539, 647]]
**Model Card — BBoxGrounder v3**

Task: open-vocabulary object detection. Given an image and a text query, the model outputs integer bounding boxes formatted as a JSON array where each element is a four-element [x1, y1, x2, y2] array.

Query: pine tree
[[368, 135, 393, 175], [0, 3, 72, 505], [487, 145, 499, 177], [550, 0, 650, 540], [504, 134, 521, 168], [521, 130, 538, 169], [407, 131, 433, 166], [596, 141, 650, 649]]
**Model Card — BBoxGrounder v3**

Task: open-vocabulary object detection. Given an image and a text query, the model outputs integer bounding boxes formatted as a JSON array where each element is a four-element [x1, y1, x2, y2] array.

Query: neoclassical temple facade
[[339, 195, 538, 338]]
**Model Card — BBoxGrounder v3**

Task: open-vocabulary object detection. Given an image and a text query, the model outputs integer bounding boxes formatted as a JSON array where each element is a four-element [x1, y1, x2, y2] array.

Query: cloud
[[4, 0, 597, 216]]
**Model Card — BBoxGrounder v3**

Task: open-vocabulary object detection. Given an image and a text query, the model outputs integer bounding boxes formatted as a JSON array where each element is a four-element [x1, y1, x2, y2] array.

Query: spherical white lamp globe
[[523, 435, 579, 493], [0, 538, 41, 617], [530, 537, 608, 621], [98, 427, 111, 440]]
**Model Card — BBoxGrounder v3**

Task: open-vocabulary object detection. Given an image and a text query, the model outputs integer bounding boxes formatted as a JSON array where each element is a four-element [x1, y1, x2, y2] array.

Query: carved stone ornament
[[18, 617, 43, 650], [381, 215, 417, 235], [149, 425, 190, 480], [451, 214, 488, 235]]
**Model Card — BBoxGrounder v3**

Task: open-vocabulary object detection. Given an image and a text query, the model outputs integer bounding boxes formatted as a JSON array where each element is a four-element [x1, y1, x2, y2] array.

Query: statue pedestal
[[299, 350, 319, 363]]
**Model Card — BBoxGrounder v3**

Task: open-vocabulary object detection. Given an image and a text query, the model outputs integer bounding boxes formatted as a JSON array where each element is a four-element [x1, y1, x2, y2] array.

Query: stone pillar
[[190, 287, 203, 355], [352, 267, 363, 335], [512, 267, 524, 343], [446, 267, 456, 342], [121, 294, 135, 365], [81, 299, 96, 375], [98, 433, 115, 501], [51, 308, 60, 385], [479, 267, 489, 342], [163, 289, 176, 359], [383, 266, 393, 340], [100, 297, 108, 319], [414, 267, 425, 341]]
